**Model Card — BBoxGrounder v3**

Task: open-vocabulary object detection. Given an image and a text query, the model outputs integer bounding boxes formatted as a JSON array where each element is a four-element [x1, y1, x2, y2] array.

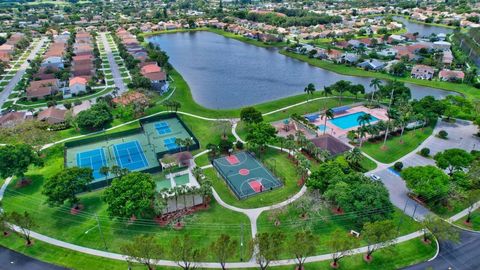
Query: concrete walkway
[[0, 38, 47, 109], [99, 33, 126, 94]]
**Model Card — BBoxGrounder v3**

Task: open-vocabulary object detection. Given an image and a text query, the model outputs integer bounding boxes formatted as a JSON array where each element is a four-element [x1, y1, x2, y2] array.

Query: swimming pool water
[[317, 124, 328, 132], [329, 112, 378, 130]]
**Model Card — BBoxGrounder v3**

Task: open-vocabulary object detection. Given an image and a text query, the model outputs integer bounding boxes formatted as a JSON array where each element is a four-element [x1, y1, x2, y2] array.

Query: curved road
[[0, 246, 67, 270], [404, 229, 480, 270]]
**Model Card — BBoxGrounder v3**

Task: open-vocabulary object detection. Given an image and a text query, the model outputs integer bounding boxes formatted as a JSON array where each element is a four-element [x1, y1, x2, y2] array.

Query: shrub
[[438, 130, 448, 139], [218, 139, 233, 153], [236, 141, 244, 149], [420, 148, 430, 157], [394, 162, 403, 172]]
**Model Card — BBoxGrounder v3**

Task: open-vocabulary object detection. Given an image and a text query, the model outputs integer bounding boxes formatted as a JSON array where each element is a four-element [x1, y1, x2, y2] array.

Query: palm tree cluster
[[174, 137, 195, 152]]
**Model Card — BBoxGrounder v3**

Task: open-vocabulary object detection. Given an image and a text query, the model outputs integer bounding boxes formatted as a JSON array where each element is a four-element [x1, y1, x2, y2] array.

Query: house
[[341, 53, 360, 64], [442, 50, 454, 66], [37, 107, 67, 125], [411, 64, 435, 80], [69, 76, 87, 95], [357, 59, 386, 71], [41, 56, 64, 69], [439, 69, 465, 82], [377, 48, 397, 58], [309, 134, 351, 156], [26, 79, 60, 100], [433, 41, 451, 51], [0, 111, 32, 127], [0, 44, 14, 54], [140, 64, 168, 92]]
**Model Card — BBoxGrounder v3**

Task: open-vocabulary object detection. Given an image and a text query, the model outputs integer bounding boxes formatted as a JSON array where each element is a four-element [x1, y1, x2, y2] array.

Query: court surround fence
[[64, 113, 200, 190]]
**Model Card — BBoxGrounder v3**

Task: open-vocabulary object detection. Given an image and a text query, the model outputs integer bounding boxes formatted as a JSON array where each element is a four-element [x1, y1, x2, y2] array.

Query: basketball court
[[212, 152, 283, 199]]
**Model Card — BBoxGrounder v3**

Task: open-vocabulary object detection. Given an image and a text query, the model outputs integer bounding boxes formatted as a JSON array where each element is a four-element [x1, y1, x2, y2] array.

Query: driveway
[[367, 119, 480, 220], [0, 246, 67, 270], [99, 33, 127, 93], [0, 38, 47, 109], [404, 229, 480, 270]]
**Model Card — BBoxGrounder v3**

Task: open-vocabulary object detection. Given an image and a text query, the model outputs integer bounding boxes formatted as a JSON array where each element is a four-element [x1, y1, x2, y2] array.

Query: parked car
[[370, 174, 381, 181]]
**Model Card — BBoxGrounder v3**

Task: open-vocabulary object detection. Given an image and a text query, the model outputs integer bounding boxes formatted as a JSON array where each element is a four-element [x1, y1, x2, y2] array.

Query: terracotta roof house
[[0, 44, 14, 54], [141, 64, 162, 74], [411, 64, 435, 80], [69, 76, 87, 95], [72, 54, 93, 62], [37, 107, 67, 125], [0, 52, 11, 62], [72, 63, 93, 77], [439, 69, 465, 82], [442, 50, 454, 66], [140, 64, 168, 92], [0, 112, 32, 127], [310, 134, 351, 156], [26, 79, 60, 100]]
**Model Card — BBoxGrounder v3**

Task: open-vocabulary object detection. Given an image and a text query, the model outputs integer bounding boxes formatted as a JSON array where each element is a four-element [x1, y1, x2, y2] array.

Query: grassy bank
[[280, 50, 480, 100]]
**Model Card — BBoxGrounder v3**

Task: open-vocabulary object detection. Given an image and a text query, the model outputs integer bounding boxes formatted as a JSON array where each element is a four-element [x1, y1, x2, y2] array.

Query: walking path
[[0, 38, 47, 109], [99, 32, 127, 94]]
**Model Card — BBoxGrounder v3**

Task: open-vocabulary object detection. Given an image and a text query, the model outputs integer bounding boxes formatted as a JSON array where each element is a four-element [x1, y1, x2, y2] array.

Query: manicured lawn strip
[[280, 50, 480, 100], [359, 155, 378, 171], [454, 209, 480, 231], [247, 238, 436, 270], [361, 125, 434, 164], [14, 87, 114, 108], [194, 153, 210, 167], [205, 148, 302, 209], [433, 189, 480, 218], [2, 146, 251, 260], [257, 204, 422, 258]]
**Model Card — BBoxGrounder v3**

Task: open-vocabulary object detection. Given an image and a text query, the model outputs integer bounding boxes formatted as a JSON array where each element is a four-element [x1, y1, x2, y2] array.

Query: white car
[[370, 174, 381, 181]]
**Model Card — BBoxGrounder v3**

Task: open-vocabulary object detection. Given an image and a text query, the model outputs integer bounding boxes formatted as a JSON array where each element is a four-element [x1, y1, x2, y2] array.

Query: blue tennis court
[[163, 137, 178, 150], [76, 148, 107, 180], [113, 140, 149, 171], [155, 121, 172, 135]]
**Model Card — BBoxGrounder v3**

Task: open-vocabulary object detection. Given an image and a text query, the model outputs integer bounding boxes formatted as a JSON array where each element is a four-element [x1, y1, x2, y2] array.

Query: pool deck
[[311, 106, 388, 138], [273, 105, 388, 142]]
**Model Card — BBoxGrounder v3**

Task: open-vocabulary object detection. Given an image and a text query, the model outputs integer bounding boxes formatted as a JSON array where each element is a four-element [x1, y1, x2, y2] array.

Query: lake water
[[393, 16, 453, 37], [148, 31, 456, 109]]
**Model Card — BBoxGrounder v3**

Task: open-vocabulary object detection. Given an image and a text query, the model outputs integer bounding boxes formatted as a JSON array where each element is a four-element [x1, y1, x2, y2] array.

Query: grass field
[[361, 125, 434, 164], [454, 209, 480, 231], [1, 146, 252, 261]]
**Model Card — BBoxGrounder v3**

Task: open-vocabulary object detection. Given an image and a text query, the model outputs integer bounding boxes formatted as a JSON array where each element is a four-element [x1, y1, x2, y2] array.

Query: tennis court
[[142, 117, 193, 153], [76, 148, 107, 180], [113, 140, 149, 171], [212, 152, 283, 200]]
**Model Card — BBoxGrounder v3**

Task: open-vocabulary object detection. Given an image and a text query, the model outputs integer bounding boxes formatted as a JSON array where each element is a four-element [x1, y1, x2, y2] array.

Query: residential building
[[37, 106, 67, 125], [439, 69, 465, 82], [411, 64, 435, 80]]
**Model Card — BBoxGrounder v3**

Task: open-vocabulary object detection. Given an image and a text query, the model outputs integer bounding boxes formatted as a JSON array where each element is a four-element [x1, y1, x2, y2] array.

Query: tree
[[421, 214, 459, 243], [199, 179, 212, 207], [251, 232, 285, 270], [322, 86, 333, 110], [0, 144, 43, 184], [401, 166, 450, 202], [100, 166, 110, 185], [362, 220, 397, 260], [0, 210, 10, 236], [120, 235, 164, 270], [210, 234, 238, 270], [287, 230, 317, 270], [9, 211, 36, 245], [76, 102, 113, 131], [42, 167, 93, 208], [434, 149, 474, 176], [321, 108, 334, 135], [169, 235, 205, 270], [304, 83, 316, 101], [246, 122, 277, 154], [103, 172, 156, 219], [306, 161, 345, 193], [328, 229, 356, 268], [240, 107, 263, 124], [390, 61, 407, 76], [345, 147, 363, 169]]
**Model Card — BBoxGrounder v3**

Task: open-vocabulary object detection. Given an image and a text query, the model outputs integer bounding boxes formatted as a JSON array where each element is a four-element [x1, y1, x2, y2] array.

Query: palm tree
[[175, 138, 185, 151], [304, 83, 316, 101], [383, 108, 399, 148], [183, 137, 194, 152], [277, 136, 287, 152], [99, 166, 110, 185], [192, 167, 203, 181], [284, 138, 296, 157], [357, 113, 373, 128], [322, 86, 333, 110], [369, 78, 382, 106], [321, 108, 334, 135], [356, 126, 369, 147], [199, 180, 213, 207], [345, 147, 363, 169]]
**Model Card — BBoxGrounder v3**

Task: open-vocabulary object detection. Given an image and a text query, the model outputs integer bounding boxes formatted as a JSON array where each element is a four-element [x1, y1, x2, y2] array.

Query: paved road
[[367, 119, 480, 220], [0, 246, 67, 270], [404, 229, 480, 270], [0, 38, 47, 109], [99, 33, 127, 94]]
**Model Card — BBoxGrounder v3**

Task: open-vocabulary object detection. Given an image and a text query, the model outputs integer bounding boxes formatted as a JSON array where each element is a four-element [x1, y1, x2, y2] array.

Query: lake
[[148, 31, 456, 109], [393, 16, 453, 37]]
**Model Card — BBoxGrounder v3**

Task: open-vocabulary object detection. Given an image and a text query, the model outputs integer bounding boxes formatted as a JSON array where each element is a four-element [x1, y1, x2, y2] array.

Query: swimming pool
[[329, 112, 378, 130], [317, 124, 329, 132]]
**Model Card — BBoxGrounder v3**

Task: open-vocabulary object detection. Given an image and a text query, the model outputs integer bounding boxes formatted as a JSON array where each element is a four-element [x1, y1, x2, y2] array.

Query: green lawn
[[454, 208, 480, 231], [194, 153, 211, 167], [361, 126, 434, 164], [205, 148, 302, 209], [257, 203, 422, 258], [2, 146, 251, 260]]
